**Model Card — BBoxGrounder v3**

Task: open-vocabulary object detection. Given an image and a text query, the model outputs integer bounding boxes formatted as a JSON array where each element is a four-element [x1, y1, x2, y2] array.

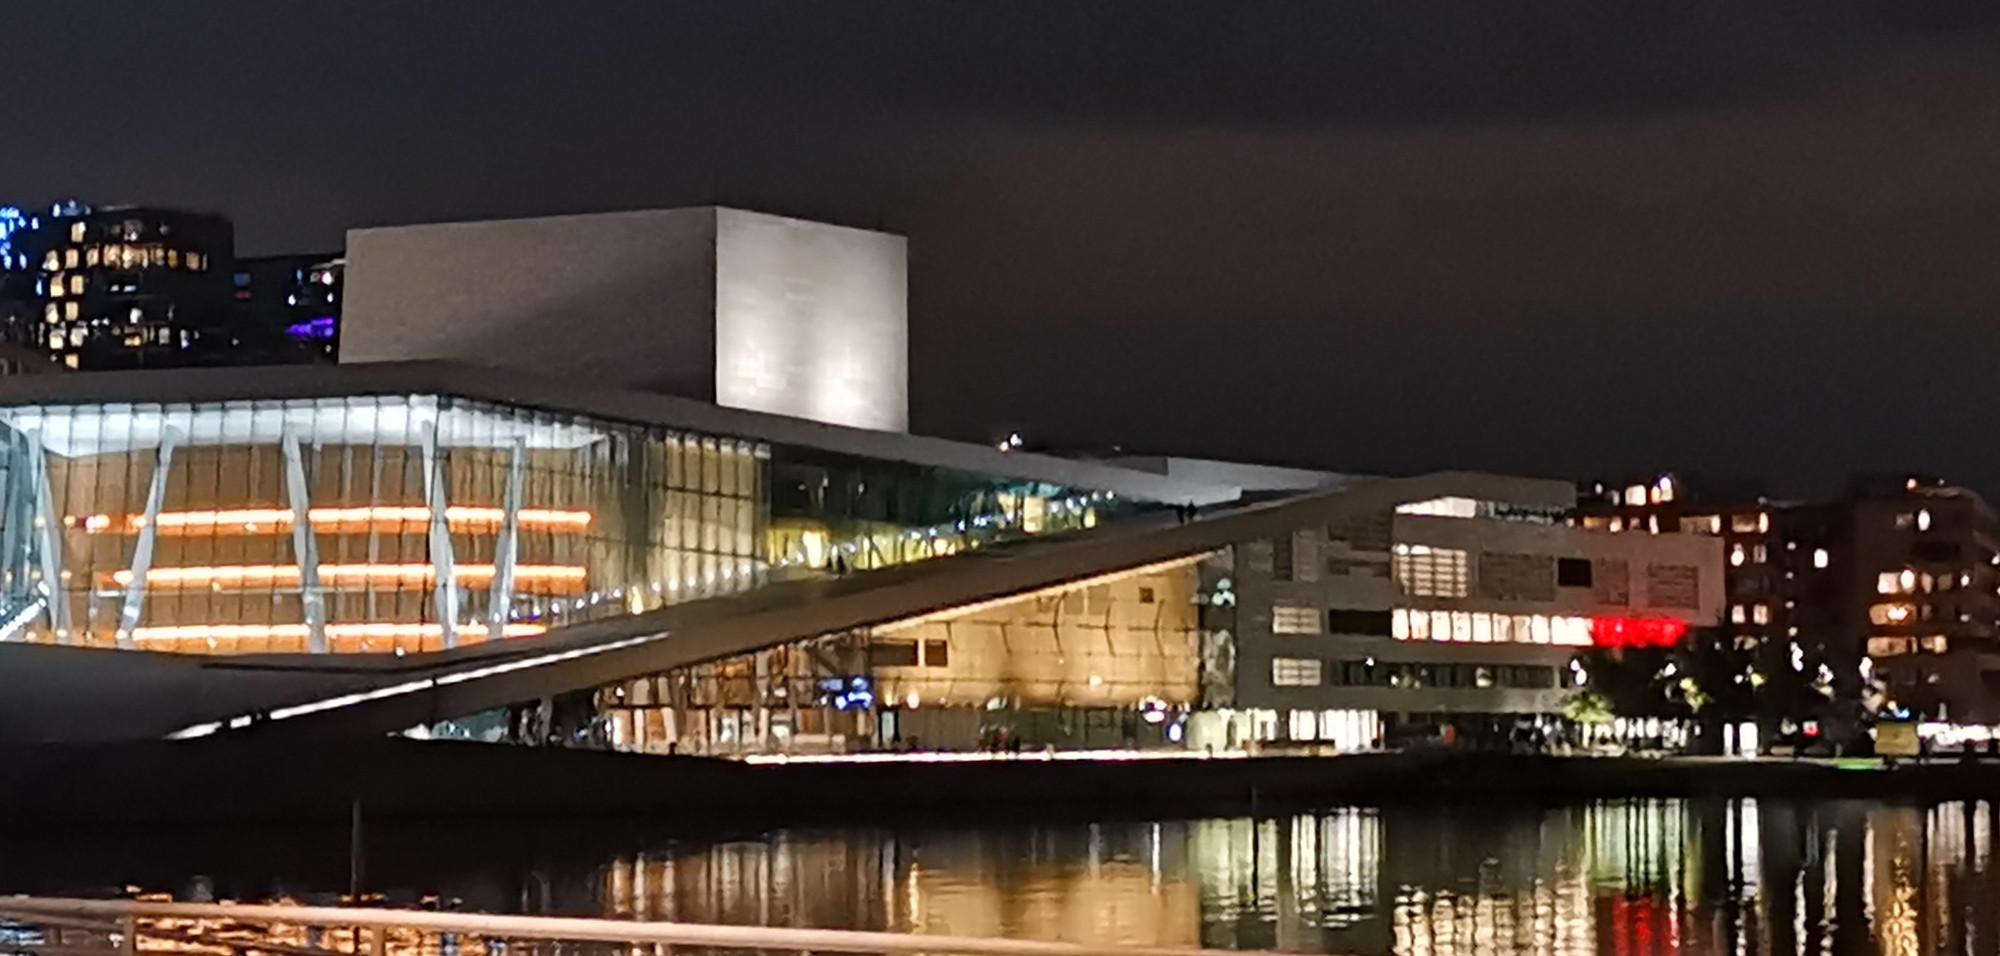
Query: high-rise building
[[0, 202, 234, 370]]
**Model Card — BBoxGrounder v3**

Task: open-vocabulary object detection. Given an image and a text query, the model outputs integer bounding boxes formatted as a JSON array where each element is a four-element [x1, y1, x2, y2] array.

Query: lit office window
[[1813, 548, 1830, 569], [1289, 709, 1319, 740], [1551, 616, 1591, 645], [1869, 603, 1915, 625], [1393, 544, 1468, 597], [1752, 604, 1770, 625], [1271, 603, 1322, 634], [1271, 657, 1323, 687], [1392, 608, 1591, 646], [68, 222, 84, 243], [1393, 608, 1426, 640], [1395, 497, 1480, 518]]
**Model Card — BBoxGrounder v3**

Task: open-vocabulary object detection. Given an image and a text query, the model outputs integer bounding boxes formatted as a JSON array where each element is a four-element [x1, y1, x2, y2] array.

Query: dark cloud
[[0, 2, 1994, 494]]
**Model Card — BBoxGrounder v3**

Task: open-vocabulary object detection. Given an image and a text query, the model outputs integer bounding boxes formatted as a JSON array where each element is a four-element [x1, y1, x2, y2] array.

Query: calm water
[[19, 799, 2000, 956]]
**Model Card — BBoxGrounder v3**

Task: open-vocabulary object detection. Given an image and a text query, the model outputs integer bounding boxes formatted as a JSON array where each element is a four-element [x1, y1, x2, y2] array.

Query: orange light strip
[[109, 563, 588, 591], [128, 622, 549, 642], [73, 507, 593, 534]]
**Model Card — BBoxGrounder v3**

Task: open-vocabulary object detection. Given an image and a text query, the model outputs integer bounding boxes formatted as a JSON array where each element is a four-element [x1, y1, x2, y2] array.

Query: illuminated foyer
[[0, 363, 1220, 657]]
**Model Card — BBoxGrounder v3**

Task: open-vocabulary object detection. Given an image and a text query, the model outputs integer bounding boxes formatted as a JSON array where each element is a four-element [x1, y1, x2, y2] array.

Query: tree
[[1561, 690, 1614, 726]]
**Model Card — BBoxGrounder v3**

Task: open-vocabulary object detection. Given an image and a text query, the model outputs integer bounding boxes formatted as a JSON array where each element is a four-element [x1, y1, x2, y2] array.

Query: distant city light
[[0, 206, 26, 262], [286, 316, 338, 340], [1588, 616, 1688, 648]]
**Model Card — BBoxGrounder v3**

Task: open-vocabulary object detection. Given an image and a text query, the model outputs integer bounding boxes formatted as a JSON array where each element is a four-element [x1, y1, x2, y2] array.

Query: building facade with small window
[[1579, 471, 2000, 738], [1196, 484, 1725, 752], [0, 203, 234, 371]]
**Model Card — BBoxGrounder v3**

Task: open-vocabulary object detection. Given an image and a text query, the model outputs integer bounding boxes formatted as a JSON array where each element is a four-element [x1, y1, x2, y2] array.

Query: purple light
[[286, 316, 337, 340]]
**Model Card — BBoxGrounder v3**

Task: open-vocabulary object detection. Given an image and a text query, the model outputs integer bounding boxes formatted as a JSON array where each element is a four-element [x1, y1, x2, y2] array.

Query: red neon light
[[1588, 616, 1688, 648]]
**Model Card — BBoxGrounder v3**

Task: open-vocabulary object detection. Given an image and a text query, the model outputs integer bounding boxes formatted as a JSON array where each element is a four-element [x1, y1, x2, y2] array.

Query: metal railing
[[0, 897, 1293, 956]]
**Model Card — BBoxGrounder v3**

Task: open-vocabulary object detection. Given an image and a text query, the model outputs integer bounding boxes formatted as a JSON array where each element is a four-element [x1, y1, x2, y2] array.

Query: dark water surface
[[11, 799, 1998, 956]]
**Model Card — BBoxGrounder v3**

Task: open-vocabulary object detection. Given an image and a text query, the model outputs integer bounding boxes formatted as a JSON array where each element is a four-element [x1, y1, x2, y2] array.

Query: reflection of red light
[[1590, 616, 1688, 648], [1605, 896, 1676, 956]]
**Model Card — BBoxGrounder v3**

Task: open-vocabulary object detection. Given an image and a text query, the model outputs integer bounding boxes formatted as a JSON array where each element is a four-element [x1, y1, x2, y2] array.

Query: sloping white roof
[[1103, 455, 1361, 493], [0, 360, 1239, 505]]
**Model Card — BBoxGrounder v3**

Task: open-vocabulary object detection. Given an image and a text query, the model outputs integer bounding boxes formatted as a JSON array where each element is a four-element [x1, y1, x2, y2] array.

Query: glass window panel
[[701, 439, 720, 494], [663, 435, 683, 491]]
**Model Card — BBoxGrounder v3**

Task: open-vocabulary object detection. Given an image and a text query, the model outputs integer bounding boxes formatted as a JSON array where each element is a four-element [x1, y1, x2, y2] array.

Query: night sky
[[5, 2, 1998, 497]]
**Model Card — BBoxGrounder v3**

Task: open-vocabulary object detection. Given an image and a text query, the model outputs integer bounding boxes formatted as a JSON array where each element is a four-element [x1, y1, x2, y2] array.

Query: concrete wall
[[342, 208, 719, 400], [341, 207, 909, 432], [1104, 456, 1353, 493], [713, 209, 907, 432]]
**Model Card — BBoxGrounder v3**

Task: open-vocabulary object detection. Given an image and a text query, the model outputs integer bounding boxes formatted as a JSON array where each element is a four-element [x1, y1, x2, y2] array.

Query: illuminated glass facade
[[0, 393, 1152, 654]]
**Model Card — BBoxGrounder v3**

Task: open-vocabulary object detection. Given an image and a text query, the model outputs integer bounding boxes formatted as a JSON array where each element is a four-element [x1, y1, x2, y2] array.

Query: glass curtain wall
[[765, 446, 1140, 575], [0, 394, 762, 653], [0, 394, 1167, 656]]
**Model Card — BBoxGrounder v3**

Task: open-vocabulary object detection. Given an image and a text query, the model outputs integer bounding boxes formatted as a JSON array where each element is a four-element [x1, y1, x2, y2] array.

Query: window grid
[[1393, 546, 1469, 598], [1271, 603, 1323, 635], [1271, 657, 1324, 687]]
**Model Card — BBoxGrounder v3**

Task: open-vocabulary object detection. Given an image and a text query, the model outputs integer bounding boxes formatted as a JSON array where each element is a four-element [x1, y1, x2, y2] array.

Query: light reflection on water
[[583, 800, 2000, 956], [43, 800, 2000, 956]]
